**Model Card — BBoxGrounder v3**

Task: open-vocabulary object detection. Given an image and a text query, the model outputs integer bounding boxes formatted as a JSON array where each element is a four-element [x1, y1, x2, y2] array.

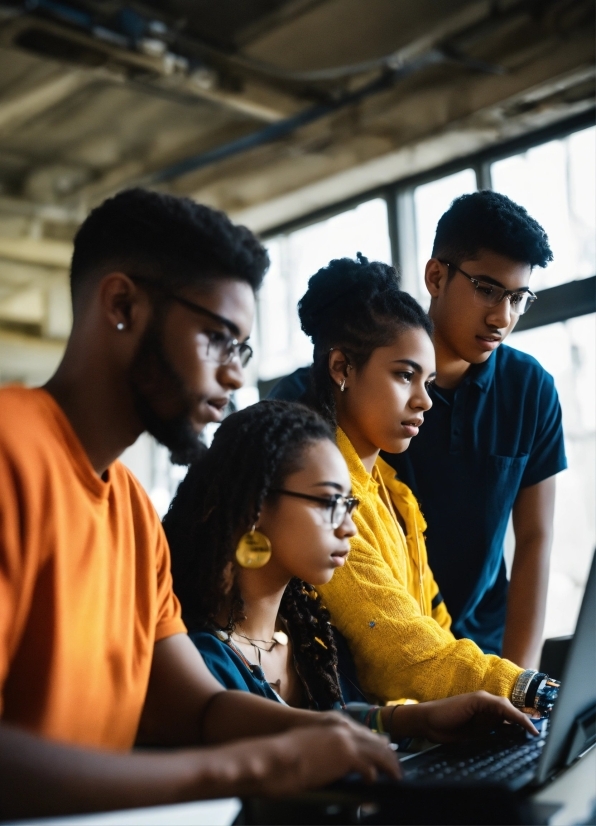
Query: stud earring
[[340, 379, 346, 392], [235, 525, 272, 569], [116, 322, 125, 331]]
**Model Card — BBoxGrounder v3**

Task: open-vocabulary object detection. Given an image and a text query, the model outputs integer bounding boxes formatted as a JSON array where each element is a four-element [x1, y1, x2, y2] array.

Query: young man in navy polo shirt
[[387, 191, 566, 667], [269, 191, 566, 668]]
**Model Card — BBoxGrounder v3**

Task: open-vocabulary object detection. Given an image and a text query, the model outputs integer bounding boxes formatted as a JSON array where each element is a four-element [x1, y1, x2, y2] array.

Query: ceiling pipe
[[4, 0, 506, 187], [146, 47, 504, 185]]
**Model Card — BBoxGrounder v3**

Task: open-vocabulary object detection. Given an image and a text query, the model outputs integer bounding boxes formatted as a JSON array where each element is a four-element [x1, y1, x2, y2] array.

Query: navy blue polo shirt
[[387, 343, 567, 654], [268, 346, 566, 655]]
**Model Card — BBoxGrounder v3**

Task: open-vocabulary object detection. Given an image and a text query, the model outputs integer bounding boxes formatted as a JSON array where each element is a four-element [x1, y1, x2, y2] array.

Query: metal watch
[[533, 676, 560, 714], [512, 669, 538, 709], [512, 669, 560, 715]]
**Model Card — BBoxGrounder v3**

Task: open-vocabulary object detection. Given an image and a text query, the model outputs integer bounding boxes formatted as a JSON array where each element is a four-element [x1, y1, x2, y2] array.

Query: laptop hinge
[[564, 704, 596, 767]]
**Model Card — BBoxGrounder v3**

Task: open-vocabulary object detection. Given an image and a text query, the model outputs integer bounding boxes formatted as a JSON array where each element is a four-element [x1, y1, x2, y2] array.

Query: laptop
[[399, 551, 596, 791]]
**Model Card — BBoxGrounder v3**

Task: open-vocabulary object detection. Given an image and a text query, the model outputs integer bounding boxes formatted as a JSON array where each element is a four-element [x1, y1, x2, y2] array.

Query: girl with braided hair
[[164, 400, 539, 742], [164, 400, 357, 712], [293, 254, 542, 713]]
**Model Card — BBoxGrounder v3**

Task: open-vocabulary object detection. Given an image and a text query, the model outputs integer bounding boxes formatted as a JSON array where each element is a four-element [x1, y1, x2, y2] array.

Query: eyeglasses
[[129, 275, 253, 367], [271, 489, 359, 529], [440, 261, 537, 316]]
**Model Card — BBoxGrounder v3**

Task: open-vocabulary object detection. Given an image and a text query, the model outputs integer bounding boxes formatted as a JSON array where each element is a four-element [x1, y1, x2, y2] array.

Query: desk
[[9, 798, 241, 826], [243, 747, 596, 825], [531, 746, 596, 825], [9, 748, 595, 826]]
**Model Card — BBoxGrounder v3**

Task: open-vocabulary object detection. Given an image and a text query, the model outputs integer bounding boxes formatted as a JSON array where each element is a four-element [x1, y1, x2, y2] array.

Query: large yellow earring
[[235, 526, 272, 569]]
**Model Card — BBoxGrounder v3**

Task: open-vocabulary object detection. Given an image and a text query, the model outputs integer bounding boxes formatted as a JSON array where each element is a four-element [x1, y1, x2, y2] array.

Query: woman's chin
[[381, 436, 411, 455], [311, 570, 335, 586]]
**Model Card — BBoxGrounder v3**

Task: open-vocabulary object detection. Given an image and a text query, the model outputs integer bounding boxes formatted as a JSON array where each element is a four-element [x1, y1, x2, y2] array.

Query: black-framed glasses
[[129, 275, 253, 367], [440, 261, 537, 316], [271, 489, 359, 529]]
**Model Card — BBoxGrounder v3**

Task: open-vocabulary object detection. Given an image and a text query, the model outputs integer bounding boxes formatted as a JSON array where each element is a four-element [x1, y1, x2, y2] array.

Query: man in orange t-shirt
[[0, 386, 185, 750], [0, 189, 398, 819]]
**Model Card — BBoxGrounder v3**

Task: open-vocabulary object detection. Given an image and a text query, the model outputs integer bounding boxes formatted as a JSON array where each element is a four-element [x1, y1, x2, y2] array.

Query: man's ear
[[328, 348, 352, 390], [425, 258, 447, 299], [99, 272, 147, 332]]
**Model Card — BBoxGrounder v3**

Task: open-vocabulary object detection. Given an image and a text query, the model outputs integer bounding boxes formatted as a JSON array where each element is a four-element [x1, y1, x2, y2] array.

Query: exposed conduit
[[146, 48, 504, 184]]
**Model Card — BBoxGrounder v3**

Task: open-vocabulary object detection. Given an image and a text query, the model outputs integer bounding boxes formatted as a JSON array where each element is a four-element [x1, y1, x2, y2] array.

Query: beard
[[128, 318, 206, 466]]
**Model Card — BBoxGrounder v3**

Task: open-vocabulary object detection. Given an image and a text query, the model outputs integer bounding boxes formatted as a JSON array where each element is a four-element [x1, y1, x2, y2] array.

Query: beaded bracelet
[[364, 705, 380, 731], [343, 702, 413, 737], [373, 707, 384, 734], [343, 702, 383, 732]]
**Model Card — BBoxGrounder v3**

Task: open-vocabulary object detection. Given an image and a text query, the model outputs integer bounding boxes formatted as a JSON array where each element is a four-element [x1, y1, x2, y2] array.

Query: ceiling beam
[[0, 236, 72, 268], [0, 70, 94, 137], [191, 28, 594, 224]]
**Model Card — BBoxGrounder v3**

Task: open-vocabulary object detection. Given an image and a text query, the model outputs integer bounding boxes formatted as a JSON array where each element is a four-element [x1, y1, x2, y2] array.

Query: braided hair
[[298, 253, 432, 423], [163, 400, 344, 709]]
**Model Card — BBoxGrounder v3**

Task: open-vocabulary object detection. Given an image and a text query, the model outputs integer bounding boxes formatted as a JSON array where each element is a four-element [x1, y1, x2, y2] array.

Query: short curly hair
[[432, 190, 553, 269], [298, 253, 432, 423], [70, 188, 269, 309]]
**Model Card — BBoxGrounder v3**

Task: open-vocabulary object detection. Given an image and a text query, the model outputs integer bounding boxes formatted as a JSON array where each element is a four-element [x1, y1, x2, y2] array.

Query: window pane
[[508, 313, 596, 638], [258, 198, 391, 381], [255, 237, 291, 381], [413, 168, 477, 302], [491, 127, 596, 291]]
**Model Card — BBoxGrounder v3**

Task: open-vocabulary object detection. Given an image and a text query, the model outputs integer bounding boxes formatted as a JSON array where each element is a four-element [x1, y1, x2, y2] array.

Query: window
[[258, 198, 391, 381], [254, 118, 594, 643], [120, 434, 188, 518], [491, 126, 596, 291], [508, 314, 596, 637], [413, 168, 477, 302], [118, 117, 595, 616]]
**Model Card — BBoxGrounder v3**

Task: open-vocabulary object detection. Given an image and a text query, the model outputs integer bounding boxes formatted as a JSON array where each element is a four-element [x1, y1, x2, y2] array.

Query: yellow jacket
[[318, 429, 522, 703]]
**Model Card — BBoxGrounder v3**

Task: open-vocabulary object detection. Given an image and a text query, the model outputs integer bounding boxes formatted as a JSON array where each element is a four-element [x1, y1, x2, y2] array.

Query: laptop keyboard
[[401, 734, 547, 790]]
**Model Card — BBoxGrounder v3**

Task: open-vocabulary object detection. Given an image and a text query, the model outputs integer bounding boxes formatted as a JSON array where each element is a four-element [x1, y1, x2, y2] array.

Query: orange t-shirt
[[0, 386, 186, 750]]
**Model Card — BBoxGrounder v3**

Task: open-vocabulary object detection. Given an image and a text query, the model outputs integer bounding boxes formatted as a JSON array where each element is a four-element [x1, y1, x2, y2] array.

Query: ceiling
[[0, 0, 593, 382]]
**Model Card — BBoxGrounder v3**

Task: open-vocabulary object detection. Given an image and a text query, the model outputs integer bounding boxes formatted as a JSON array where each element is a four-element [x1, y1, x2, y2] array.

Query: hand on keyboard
[[400, 734, 546, 788], [392, 691, 539, 744]]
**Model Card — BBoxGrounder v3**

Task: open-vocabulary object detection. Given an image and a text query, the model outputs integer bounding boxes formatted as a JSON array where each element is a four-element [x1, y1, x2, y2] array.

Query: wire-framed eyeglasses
[[271, 489, 359, 529], [440, 261, 537, 316], [129, 275, 253, 367]]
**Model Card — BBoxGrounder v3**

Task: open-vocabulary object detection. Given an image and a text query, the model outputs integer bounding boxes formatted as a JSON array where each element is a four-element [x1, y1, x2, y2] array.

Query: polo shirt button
[[369, 621, 376, 628]]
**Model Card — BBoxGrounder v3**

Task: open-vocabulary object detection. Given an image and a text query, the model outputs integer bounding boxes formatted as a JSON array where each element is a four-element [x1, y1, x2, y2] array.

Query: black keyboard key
[[400, 731, 546, 788]]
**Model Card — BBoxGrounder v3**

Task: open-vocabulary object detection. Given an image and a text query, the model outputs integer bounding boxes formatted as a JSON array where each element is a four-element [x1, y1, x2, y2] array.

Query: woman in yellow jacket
[[296, 254, 544, 711]]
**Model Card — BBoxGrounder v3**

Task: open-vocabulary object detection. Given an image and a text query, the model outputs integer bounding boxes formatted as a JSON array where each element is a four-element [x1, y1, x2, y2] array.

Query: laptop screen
[[535, 551, 596, 784]]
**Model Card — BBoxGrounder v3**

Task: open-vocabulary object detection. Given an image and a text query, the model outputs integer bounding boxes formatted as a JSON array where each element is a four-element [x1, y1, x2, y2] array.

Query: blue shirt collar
[[464, 349, 497, 393]]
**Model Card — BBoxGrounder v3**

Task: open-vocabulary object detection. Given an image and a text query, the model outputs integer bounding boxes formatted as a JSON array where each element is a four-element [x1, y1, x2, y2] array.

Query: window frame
[[259, 109, 596, 332], [257, 110, 596, 643]]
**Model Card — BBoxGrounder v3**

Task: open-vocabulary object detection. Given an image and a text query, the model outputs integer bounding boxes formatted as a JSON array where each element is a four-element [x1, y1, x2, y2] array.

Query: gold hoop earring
[[235, 526, 272, 569], [340, 379, 346, 392]]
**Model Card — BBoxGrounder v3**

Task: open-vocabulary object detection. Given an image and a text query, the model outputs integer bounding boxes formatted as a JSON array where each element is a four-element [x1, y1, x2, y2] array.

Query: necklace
[[225, 634, 266, 672], [214, 622, 289, 673], [231, 628, 288, 669], [234, 630, 289, 650]]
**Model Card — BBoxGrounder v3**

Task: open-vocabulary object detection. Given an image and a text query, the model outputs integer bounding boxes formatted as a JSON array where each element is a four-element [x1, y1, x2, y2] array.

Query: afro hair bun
[[298, 253, 402, 341]]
